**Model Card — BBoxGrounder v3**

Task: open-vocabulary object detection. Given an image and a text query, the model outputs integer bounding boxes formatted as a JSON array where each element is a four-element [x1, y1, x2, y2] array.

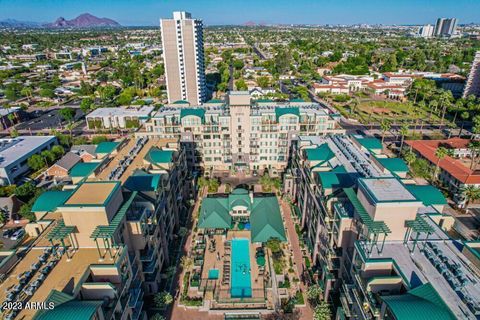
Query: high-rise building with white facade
[[463, 51, 480, 98], [160, 11, 206, 105], [434, 18, 458, 37], [418, 24, 434, 38]]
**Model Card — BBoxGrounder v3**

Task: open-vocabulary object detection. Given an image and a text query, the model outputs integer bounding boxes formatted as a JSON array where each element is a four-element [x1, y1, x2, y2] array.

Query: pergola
[[404, 215, 435, 253], [90, 191, 137, 259], [47, 220, 76, 258], [344, 188, 391, 255]]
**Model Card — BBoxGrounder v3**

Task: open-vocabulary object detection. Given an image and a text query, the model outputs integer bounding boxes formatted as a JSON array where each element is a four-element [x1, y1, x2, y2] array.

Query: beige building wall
[[61, 208, 110, 248], [161, 19, 182, 103]]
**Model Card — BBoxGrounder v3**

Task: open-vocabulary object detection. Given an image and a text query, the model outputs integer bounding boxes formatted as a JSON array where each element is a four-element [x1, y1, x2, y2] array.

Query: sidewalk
[[280, 199, 313, 319]]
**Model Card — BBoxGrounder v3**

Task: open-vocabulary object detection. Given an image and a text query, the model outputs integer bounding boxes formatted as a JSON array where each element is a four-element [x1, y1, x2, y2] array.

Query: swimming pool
[[230, 238, 252, 298]]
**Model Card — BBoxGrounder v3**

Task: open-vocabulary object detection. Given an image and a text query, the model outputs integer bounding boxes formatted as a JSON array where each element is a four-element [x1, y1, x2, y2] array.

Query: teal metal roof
[[69, 162, 100, 178], [275, 107, 300, 121], [290, 98, 305, 102], [228, 188, 251, 210], [95, 141, 119, 154], [173, 100, 190, 105], [144, 147, 173, 164], [382, 283, 456, 320], [32, 190, 73, 212], [376, 157, 409, 173], [343, 188, 391, 234], [90, 191, 137, 239], [305, 144, 335, 163], [406, 215, 435, 233], [36, 300, 102, 320], [357, 137, 383, 152], [180, 108, 205, 123], [124, 170, 162, 192], [405, 185, 447, 206], [250, 196, 286, 243], [317, 172, 354, 190], [207, 99, 223, 103], [198, 197, 231, 229]]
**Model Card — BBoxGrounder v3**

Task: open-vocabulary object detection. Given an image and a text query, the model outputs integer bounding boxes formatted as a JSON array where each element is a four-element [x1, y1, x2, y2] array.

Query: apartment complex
[[284, 134, 480, 319], [463, 51, 480, 98], [434, 18, 458, 37], [418, 24, 434, 38], [406, 138, 480, 207], [0, 137, 192, 320], [137, 92, 344, 174], [160, 11, 206, 105]]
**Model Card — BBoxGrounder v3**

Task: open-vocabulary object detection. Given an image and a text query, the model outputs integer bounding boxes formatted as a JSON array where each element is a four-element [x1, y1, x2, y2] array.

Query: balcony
[[128, 281, 144, 308], [131, 298, 144, 320], [140, 247, 156, 262]]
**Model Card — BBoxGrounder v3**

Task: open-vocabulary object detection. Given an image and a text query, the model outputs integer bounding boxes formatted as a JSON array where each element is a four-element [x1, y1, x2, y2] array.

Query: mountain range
[[0, 13, 121, 28]]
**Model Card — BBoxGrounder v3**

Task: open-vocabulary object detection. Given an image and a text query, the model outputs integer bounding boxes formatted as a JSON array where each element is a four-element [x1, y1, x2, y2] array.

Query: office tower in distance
[[434, 18, 458, 37], [418, 24, 434, 38], [160, 11, 206, 105], [463, 51, 480, 98]]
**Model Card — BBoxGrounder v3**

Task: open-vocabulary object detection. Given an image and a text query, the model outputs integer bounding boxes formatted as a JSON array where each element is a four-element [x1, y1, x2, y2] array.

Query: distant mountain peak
[[45, 13, 120, 28]]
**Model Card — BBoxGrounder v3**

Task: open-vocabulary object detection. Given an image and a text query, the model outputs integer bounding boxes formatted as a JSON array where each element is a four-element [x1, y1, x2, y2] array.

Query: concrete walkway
[[280, 199, 313, 319]]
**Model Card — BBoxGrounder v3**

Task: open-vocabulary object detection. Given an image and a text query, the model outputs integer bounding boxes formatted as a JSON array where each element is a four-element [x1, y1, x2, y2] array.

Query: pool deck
[[200, 231, 266, 303]]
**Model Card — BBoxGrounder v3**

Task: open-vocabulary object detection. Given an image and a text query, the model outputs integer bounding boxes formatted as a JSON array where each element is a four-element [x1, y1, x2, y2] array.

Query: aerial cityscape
[[0, 1, 480, 320]]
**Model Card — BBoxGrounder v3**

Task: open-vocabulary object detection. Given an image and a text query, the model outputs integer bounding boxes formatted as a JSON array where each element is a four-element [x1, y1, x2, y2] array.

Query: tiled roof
[[406, 139, 480, 184]]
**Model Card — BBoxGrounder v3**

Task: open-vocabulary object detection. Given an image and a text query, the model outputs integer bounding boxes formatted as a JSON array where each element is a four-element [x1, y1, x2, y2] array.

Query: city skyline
[[0, 0, 480, 26]]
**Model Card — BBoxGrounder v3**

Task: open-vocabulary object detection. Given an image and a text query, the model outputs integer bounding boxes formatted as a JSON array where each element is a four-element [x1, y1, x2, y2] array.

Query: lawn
[[335, 99, 444, 125]]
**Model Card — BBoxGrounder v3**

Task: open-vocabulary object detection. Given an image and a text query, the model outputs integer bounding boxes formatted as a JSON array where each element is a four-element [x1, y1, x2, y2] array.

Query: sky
[[0, 0, 479, 26]]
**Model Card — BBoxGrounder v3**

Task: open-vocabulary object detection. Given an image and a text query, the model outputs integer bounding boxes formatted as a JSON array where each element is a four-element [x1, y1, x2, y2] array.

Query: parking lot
[[15, 108, 84, 132], [0, 227, 26, 250]]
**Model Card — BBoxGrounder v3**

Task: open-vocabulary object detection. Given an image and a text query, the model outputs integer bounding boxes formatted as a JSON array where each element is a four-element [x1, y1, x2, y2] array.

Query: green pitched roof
[[198, 197, 231, 229], [145, 147, 174, 164], [317, 172, 354, 190], [173, 100, 190, 105], [290, 98, 305, 102], [357, 137, 383, 152], [124, 170, 162, 192], [36, 300, 102, 320], [381, 283, 456, 320], [377, 157, 409, 172], [305, 144, 335, 163], [250, 197, 286, 243], [180, 108, 205, 123], [207, 99, 223, 103], [275, 107, 300, 121], [95, 141, 119, 154], [69, 162, 100, 178], [32, 190, 73, 212], [404, 185, 447, 206], [228, 188, 251, 210]]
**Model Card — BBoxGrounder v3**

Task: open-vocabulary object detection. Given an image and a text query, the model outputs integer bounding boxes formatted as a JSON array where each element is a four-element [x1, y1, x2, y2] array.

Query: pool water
[[230, 238, 252, 298]]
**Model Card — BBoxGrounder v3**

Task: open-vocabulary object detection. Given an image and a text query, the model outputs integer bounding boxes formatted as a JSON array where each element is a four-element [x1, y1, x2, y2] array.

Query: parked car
[[10, 229, 25, 241], [3, 227, 21, 239]]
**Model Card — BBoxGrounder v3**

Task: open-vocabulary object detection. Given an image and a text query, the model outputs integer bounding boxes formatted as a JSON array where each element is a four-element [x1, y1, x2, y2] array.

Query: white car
[[10, 229, 25, 241]]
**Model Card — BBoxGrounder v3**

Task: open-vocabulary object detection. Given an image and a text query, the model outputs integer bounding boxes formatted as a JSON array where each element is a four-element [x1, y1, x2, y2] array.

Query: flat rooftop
[[0, 136, 56, 168], [64, 181, 119, 206], [0, 247, 122, 319], [359, 178, 416, 202], [86, 105, 154, 118]]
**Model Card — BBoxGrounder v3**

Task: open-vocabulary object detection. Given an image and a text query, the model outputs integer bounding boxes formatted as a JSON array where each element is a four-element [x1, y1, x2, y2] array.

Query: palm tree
[[463, 185, 480, 209], [439, 91, 453, 125], [380, 119, 391, 144], [459, 111, 470, 137], [399, 123, 409, 150], [403, 150, 416, 167], [468, 141, 480, 170], [434, 147, 448, 182], [313, 301, 332, 320], [180, 256, 193, 272]]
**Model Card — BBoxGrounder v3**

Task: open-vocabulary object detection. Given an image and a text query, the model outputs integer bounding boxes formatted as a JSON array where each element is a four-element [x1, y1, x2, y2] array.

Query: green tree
[[14, 182, 36, 200], [180, 256, 193, 271], [313, 301, 332, 320], [27, 154, 46, 171], [306, 285, 323, 306], [403, 150, 416, 167], [463, 185, 480, 209], [51, 145, 65, 158], [380, 119, 391, 144], [235, 79, 247, 91], [92, 135, 108, 144], [154, 291, 173, 310], [266, 238, 282, 254], [80, 97, 94, 114], [233, 59, 244, 70], [459, 111, 470, 136], [434, 147, 448, 182], [399, 123, 409, 150], [41, 150, 56, 165], [257, 76, 270, 88], [58, 107, 76, 123]]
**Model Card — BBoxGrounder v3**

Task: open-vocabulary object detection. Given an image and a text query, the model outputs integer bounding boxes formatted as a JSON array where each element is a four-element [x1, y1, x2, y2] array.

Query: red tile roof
[[405, 139, 480, 184]]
